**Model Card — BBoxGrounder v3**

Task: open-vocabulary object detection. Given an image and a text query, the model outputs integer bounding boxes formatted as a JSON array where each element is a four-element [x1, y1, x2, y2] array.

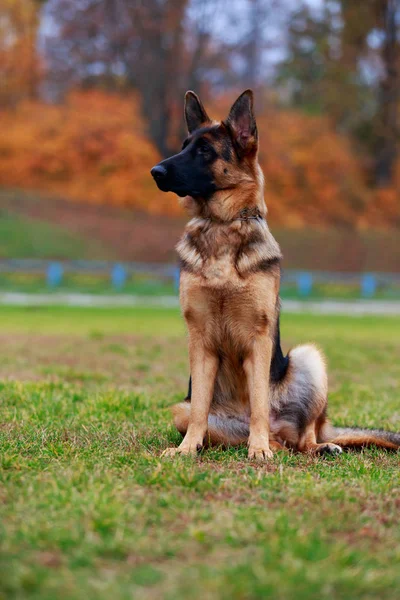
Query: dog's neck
[[180, 164, 267, 223], [177, 208, 281, 278], [177, 163, 281, 278]]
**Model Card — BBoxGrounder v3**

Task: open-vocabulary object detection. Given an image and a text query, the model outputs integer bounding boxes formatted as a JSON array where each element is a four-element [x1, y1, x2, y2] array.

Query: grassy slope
[[0, 187, 181, 264], [2, 187, 400, 271], [0, 308, 400, 600], [0, 211, 109, 260]]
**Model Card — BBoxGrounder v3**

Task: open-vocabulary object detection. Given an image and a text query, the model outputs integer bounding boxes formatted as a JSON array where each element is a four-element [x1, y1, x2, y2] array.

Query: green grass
[[0, 272, 176, 296], [0, 307, 399, 600], [0, 211, 108, 260]]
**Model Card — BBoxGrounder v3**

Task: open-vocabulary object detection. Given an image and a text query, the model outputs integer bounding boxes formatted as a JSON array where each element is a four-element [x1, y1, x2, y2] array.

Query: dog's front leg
[[244, 333, 273, 461], [163, 331, 218, 457]]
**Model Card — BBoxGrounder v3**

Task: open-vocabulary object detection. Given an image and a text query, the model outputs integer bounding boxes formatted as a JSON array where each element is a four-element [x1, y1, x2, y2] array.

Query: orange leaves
[[0, 90, 180, 216], [0, 88, 398, 227], [256, 108, 371, 228]]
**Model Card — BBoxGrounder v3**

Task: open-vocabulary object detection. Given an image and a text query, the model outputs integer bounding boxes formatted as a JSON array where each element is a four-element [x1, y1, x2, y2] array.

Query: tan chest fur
[[180, 271, 278, 353], [194, 243, 238, 289], [178, 217, 281, 359]]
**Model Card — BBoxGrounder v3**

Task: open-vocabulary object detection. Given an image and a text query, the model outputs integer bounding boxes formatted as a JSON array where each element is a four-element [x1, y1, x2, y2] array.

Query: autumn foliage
[[0, 91, 178, 216], [0, 89, 399, 228]]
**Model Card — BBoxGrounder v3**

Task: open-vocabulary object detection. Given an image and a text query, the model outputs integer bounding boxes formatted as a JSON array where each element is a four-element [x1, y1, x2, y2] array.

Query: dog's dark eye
[[197, 141, 210, 155]]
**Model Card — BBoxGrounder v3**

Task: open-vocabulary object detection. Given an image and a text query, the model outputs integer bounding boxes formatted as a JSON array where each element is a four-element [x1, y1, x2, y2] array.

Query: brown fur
[[155, 90, 399, 460]]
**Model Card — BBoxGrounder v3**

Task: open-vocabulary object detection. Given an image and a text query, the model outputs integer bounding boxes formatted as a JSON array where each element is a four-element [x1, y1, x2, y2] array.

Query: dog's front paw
[[161, 441, 203, 458], [248, 433, 273, 461], [161, 447, 182, 458], [248, 445, 273, 461]]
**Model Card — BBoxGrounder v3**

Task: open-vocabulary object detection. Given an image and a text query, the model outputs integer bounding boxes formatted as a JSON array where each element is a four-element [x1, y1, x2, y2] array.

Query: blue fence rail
[[0, 259, 400, 297]]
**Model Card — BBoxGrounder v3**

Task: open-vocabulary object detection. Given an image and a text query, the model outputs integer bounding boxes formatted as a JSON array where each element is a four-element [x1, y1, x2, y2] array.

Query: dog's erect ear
[[226, 89, 257, 154], [184, 91, 211, 134]]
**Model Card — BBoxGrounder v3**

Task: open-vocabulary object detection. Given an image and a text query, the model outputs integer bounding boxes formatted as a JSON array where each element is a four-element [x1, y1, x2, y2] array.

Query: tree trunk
[[374, 0, 399, 186]]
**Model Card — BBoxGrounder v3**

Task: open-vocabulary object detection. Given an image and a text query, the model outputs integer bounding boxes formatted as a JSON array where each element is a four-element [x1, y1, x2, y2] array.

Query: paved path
[[282, 299, 400, 316], [0, 292, 180, 308], [0, 292, 400, 316]]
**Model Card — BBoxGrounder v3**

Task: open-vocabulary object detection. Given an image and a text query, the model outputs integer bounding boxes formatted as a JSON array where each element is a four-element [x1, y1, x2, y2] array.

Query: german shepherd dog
[[151, 90, 400, 460]]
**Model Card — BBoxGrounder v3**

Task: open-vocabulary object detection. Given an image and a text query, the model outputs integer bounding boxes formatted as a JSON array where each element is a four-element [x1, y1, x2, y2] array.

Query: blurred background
[[1, 0, 399, 301]]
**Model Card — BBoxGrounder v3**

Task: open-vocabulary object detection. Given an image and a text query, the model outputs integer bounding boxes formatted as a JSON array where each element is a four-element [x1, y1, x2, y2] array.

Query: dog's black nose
[[151, 165, 167, 180]]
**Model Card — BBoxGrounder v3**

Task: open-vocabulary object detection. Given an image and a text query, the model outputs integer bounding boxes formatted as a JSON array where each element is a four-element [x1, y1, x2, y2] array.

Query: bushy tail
[[321, 424, 400, 450], [172, 402, 249, 446]]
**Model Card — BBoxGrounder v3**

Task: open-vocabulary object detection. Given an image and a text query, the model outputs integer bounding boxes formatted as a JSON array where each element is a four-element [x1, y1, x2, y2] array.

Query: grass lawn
[[0, 307, 399, 600]]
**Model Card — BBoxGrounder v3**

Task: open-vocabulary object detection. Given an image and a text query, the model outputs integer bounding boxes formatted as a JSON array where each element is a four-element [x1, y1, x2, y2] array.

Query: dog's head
[[151, 90, 259, 202]]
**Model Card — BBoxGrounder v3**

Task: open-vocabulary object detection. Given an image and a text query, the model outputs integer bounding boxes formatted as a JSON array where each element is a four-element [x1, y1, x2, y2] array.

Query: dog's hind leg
[[172, 402, 250, 447], [172, 401, 288, 452], [298, 421, 342, 456], [272, 344, 342, 456]]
